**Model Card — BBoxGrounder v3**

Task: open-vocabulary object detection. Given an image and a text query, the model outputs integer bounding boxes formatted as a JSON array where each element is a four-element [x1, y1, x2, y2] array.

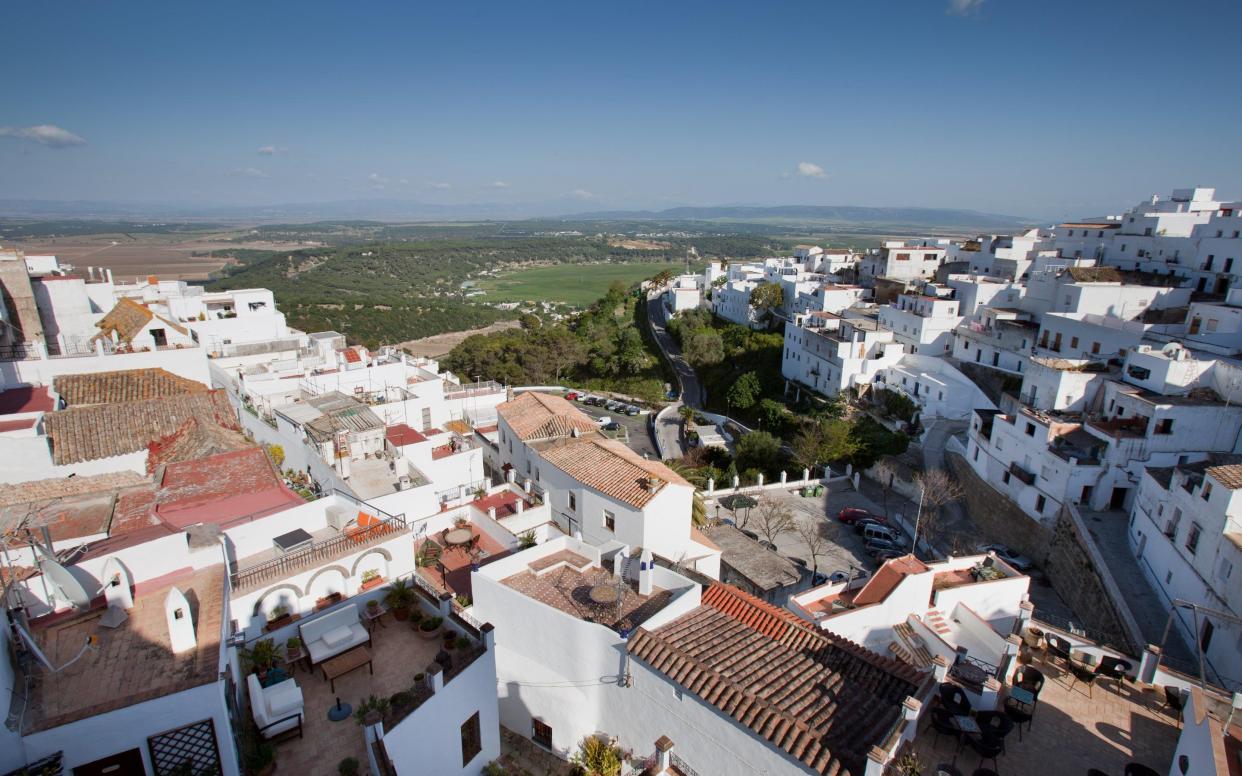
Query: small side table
[[283, 646, 310, 675], [364, 604, 387, 632]]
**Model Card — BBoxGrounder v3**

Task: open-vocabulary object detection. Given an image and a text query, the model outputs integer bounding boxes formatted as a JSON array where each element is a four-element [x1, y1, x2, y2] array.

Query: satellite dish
[[35, 545, 92, 610]]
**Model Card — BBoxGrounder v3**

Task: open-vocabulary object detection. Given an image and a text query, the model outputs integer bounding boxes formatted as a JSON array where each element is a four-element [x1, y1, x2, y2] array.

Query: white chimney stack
[[638, 549, 654, 596], [164, 587, 197, 654], [102, 557, 133, 610]]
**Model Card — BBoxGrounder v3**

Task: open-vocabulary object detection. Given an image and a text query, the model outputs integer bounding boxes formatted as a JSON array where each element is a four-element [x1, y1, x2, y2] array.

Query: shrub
[[338, 757, 360, 776]]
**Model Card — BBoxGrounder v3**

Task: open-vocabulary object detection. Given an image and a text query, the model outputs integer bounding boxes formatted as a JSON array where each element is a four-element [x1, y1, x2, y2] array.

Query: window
[[1225, 258, 1234, 273], [895, 253, 911, 261], [1202, 482, 1213, 501], [1025, 423, 1036, 437], [1002, 471, 1011, 485], [532, 719, 553, 749], [569, 493, 577, 511], [1155, 418, 1174, 434], [1070, 336, 1079, 349], [1091, 342, 1101, 354], [604, 510, 615, 532], [973, 447, 980, 462], [526, 461, 531, 474], [535, 466, 541, 482], [1186, 523, 1202, 554], [1218, 558, 1234, 582], [461, 712, 482, 765], [1036, 495, 1046, 512], [1165, 508, 1181, 538], [1128, 365, 1152, 380]]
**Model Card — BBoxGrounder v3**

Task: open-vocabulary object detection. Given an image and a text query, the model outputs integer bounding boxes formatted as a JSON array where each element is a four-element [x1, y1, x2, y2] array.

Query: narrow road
[[919, 419, 974, 549], [644, 292, 703, 460]]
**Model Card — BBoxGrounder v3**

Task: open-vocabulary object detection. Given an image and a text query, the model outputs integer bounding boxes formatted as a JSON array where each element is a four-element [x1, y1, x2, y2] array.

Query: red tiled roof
[[628, 584, 924, 776], [146, 417, 253, 473], [341, 347, 362, 363], [385, 423, 427, 446], [0, 385, 55, 415], [154, 447, 304, 529], [0, 418, 36, 432], [54, 368, 206, 406], [497, 391, 599, 441], [852, 555, 928, 607], [533, 435, 690, 509]]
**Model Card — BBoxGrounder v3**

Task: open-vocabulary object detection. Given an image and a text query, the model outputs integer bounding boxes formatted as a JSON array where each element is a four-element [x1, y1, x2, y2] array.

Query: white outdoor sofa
[[299, 602, 370, 665], [247, 673, 304, 739]]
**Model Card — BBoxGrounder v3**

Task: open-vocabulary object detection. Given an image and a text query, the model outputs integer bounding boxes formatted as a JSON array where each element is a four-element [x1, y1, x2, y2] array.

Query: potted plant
[[338, 757, 359, 776], [244, 741, 275, 776], [453, 635, 471, 651], [286, 636, 302, 656], [453, 515, 469, 529], [360, 569, 384, 591], [366, 599, 380, 618], [414, 671, 426, 685], [383, 578, 416, 621], [474, 485, 487, 501], [407, 607, 424, 628], [571, 735, 623, 776], [418, 615, 443, 640], [518, 530, 537, 549], [265, 604, 292, 631], [241, 638, 278, 681]]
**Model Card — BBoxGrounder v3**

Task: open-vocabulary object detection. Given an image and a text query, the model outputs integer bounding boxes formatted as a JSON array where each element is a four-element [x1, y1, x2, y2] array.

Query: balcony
[[231, 510, 410, 593], [1008, 461, 1036, 486]]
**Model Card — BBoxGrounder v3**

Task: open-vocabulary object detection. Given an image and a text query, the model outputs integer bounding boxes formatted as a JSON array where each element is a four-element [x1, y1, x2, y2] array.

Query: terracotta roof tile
[[1207, 464, 1242, 490], [629, 584, 924, 776], [0, 471, 147, 508], [54, 368, 207, 406], [852, 555, 929, 607], [533, 435, 689, 509], [146, 417, 253, 473], [44, 390, 237, 465], [497, 392, 599, 441], [92, 298, 154, 343]]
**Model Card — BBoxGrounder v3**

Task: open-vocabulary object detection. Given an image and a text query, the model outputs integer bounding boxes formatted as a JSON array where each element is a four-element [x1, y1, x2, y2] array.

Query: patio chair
[[1067, 661, 1099, 697], [940, 684, 972, 716], [1045, 634, 1072, 668], [928, 707, 962, 750], [1002, 695, 1034, 741], [964, 733, 1004, 771], [1013, 665, 1045, 700], [1094, 656, 1132, 691], [975, 711, 1015, 751], [1160, 686, 1186, 727]]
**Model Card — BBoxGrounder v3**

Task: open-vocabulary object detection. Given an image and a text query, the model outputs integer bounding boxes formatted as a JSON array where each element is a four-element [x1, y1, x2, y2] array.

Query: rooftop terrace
[[501, 553, 672, 632]]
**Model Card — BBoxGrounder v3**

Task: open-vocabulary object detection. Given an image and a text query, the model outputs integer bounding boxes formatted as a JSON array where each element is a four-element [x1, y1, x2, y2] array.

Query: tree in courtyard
[[791, 418, 857, 476], [794, 515, 837, 576], [872, 457, 900, 519], [749, 498, 796, 545], [748, 282, 784, 326], [913, 468, 965, 550], [727, 371, 762, 412], [735, 431, 782, 476]]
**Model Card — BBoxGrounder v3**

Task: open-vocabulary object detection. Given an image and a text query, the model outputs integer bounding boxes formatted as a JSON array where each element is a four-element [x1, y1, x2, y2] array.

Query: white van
[[862, 523, 901, 544]]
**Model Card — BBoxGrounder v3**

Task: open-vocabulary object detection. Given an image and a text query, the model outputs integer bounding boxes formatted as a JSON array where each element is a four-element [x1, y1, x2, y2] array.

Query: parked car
[[596, 416, 612, 426], [861, 523, 902, 544], [565, 391, 579, 401], [838, 507, 885, 525], [605, 400, 624, 411], [828, 568, 870, 585], [864, 538, 904, 557], [852, 517, 890, 534], [790, 557, 808, 568], [740, 529, 760, 541], [760, 540, 778, 552], [872, 549, 907, 563], [812, 572, 829, 586], [624, 404, 641, 416], [977, 543, 1034, 571], [603, 422, 622, 432], [584, 395, 602, 406]]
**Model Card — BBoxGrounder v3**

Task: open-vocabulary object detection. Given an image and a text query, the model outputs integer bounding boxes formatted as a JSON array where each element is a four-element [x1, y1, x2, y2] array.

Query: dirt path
[[400, 320, 520, 358]]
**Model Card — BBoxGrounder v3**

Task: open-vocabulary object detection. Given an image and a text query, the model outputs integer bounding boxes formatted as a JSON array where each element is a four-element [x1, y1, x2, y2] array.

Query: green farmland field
[[475, 261, 688, 306]]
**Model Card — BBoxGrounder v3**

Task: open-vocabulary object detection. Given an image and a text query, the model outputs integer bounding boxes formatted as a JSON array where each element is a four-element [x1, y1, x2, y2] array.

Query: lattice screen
[[147, 718, 222, 776]]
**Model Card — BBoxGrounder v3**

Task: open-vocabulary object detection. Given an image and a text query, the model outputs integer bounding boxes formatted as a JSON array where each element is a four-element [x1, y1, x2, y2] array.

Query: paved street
[[645, 292, 700, 459]]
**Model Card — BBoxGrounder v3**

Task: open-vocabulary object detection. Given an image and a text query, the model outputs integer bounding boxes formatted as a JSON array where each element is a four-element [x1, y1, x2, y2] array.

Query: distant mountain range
[[0, 198, 1031, 230], [566, 204, 1031, 229]]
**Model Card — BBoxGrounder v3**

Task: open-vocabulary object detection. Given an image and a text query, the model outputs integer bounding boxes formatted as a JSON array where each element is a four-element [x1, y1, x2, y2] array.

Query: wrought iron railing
[[949, 654, 1000, 686], [230, 513, 409, 592], [670, 752, 702, 776]]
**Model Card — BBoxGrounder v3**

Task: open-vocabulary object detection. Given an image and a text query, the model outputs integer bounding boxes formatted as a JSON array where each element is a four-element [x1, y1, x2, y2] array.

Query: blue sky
[[2, 0, 1240, 219]]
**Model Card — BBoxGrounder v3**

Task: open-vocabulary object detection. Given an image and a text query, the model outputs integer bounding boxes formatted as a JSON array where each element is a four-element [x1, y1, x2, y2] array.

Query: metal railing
[[950, 654, 1000, 685], [230, 513, 410, 592], [670, 752, 702, 776]]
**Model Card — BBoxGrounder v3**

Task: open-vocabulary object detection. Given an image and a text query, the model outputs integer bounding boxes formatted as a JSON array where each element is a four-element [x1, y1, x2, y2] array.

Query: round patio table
[[444, 527, 473, 546]]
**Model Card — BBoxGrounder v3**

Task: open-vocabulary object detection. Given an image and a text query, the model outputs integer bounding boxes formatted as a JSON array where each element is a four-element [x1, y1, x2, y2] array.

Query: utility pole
[[911, 483, 927, 557]]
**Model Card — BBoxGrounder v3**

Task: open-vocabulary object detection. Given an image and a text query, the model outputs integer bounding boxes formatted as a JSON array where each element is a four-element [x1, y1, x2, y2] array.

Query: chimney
[[645, 476, 663, 492], [102, 557, 133, 610], [638, 549, 654, 596], [571, 427, 580, 438], [164, 587, 197, 653]]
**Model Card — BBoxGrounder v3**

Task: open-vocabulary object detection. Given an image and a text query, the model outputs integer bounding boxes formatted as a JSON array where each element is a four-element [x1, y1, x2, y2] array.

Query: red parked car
[[837, 507, 886, 525], [565, 391, 579, 401]]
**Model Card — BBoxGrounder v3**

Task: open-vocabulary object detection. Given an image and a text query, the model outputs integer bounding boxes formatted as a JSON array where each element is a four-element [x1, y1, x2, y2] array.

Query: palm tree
[[664, 459, 709, 527]]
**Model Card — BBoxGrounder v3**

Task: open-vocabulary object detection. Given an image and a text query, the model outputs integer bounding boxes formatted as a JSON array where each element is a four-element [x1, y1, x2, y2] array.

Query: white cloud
[[428, 181, 452, 190], [0, 124, 86, 148], [485, 181, 510, 189], [256, 145, 287, 155], [795, 161, 826, 179], [367, 172, 390, 189], [398, 178, 409, 185], [947, 0, 985, 15], [232, 167, 269, 178], [569, 189, 596, 200]]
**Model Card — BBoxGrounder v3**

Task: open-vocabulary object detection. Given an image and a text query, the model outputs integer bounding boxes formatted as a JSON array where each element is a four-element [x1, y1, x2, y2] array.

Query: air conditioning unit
[[326, 505, 351, 531]]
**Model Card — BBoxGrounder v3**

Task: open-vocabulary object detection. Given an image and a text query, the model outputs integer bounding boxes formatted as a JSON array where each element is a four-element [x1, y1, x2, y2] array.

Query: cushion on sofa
[[265, 680, 303, 718], [320, 625, 354, 648]]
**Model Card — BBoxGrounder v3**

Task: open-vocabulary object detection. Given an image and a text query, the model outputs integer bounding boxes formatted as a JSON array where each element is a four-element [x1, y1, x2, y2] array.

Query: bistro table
[[1009, 686, 1036, 707], [444, 527, 473, 547], [953, 715, 981, 735], [273, 528, 313, 555]]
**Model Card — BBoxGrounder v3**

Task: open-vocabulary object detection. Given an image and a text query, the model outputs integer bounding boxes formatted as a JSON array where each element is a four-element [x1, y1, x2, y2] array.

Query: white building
[[859, 241, 948, 282], [496, 391, 719, 575], [783, 312, 905, 399], [877, 292, 962, 355], [878, 354, 996, 423], [1128, 458, 1242, 694], [471, 538, 932, 776]]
